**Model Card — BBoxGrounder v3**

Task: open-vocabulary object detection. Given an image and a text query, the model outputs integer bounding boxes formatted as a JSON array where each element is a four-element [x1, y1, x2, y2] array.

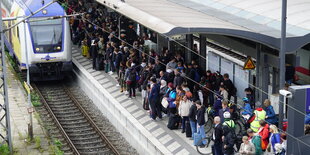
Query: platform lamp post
[[279, 0, 287, 130], [23, 20, 33, 140]]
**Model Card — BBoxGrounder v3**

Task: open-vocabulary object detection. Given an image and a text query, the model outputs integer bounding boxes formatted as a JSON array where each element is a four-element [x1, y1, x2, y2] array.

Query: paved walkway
[[72, 46, 212, 155], [0, 65, 50, 154]]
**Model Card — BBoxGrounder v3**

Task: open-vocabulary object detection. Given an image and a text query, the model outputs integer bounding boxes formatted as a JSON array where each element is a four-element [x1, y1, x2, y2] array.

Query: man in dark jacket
[[173, 70, 184, 87], [212, 116, 224, 155], [186, 64, 195, 91], [196, 101, 206, 145], [188, 100, 197, 138], [222, 73, 236, 103], [149, 77, 162, 120], [114, 48, 122, 77], [91, 38, 99, 70], [222, 125, 235, 155]]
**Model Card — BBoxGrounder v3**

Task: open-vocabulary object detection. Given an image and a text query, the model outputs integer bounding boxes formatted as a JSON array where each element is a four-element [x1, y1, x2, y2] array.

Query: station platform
[[72, 46, 208, 155]]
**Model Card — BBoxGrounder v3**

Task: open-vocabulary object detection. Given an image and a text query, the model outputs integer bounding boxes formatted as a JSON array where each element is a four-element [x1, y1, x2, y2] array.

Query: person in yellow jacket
[[81, 38, 89, 58], [250, 108, 266, 132]]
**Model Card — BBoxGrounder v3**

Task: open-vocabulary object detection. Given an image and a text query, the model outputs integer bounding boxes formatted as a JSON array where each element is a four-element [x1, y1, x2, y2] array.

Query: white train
[[2, 0, 72, 81]]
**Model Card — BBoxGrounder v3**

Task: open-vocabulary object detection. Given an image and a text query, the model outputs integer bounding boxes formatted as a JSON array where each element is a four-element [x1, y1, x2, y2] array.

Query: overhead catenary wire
[[62, 2, 310, 149]]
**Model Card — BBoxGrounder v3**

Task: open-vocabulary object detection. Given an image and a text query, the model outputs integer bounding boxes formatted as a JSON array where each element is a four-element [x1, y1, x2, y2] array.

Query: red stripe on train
[[296, 66, 310, 76]]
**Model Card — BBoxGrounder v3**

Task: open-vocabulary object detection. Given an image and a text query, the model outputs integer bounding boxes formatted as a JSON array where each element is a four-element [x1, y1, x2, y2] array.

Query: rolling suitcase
[[185, 121, 192, 137]]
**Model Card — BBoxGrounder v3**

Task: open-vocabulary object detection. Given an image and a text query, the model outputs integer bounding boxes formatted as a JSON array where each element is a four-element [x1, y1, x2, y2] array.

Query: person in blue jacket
[[263, 99, 278, 125], [269, 125, 281, 153], [165, 82, 177, 115], [213, 91, 223, 116], [241, 97, 253, 116]]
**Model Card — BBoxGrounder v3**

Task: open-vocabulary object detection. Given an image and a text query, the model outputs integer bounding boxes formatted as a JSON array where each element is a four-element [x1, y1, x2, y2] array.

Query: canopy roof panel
[[98, 0, 310, 52]]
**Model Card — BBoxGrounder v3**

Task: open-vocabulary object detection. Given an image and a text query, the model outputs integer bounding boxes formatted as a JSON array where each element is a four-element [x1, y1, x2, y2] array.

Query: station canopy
[[98, 0, 310, 52]]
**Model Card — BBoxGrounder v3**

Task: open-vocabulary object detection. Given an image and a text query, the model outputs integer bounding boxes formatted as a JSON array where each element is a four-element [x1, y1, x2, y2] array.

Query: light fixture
[[42, 9, 47, 15], [36, 48, 40, 52]]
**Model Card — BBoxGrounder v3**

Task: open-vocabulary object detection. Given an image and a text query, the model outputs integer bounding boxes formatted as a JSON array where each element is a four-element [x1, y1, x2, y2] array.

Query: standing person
[[219, 85, 229, 102], [213, 93, 223, 116], [91, 39, 99, 70], [219, 101, 229, 123], [212, 116, 223, 155], [250, 107, 266, 132], [222, 125, 235, 155], [149, 77, 162, 120], [125, 63, 137, 98], [258, 120, 269, 152], [222, 73, 237, 103], [244, 87, 255, 108], [166, 83, 177, 115], [105, 42, 113, 73], [115, 48, 123, 79], [239, 136, 255, 155], [268, 125, 282, 154], [196, 101, 206, 146], [173, 70, 184, 87], [159, 80, 168, 115], [188, 99, 197, 139], [247, 128, 263, 155], [178, 94, 192, 133], [263, 99, 277, 125]]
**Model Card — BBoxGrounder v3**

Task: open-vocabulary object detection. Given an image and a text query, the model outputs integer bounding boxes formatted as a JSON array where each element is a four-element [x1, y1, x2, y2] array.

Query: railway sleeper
[[70, 134, 101, 141], [46, 100, 73, 105], [59, 119, 88, 125], [67, 130, 97, 137], [64, 126, 93, 132], [75, 144, 107, 151], [46, 98, 72, 102], [57, 116, 85, 121], [49, 103, 75, 108], [53, 109, 80, 115], [79, 150, 113, 155], [51, 106, 79, 112], [72, 139, 104, 145]]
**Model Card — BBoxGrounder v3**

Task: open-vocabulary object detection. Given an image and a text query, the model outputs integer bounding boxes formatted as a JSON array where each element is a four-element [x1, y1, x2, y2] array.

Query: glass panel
[[29, 18, 63, 53]]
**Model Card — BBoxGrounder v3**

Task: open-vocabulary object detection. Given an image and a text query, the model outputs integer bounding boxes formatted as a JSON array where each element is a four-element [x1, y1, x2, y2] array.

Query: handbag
[[161, 98, 169, 108]]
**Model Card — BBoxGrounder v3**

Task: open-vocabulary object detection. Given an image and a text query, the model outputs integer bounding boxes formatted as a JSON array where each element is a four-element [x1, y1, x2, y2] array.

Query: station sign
[[243, 56, 255, 70]]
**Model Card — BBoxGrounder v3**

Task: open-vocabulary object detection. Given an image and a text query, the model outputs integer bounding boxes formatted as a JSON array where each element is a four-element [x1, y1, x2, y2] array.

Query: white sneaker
[[124, 91, 128, 95], [116, 84, 120, 87]]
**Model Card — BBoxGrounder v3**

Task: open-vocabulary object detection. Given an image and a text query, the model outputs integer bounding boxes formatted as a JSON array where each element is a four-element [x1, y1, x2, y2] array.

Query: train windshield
[[29, 18, 63, 53]]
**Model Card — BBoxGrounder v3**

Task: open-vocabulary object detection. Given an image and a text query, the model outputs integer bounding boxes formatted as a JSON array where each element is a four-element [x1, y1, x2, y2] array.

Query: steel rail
[[62, 85, 121, 155], [32, 83, 80, 155]]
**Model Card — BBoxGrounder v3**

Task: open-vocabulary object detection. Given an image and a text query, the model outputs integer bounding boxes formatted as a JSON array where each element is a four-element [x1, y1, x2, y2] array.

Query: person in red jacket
[[257, 120, 269, 152]]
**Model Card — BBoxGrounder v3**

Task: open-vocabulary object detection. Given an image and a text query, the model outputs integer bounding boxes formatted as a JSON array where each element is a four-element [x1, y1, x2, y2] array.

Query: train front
[[27, 2, 72, 81]]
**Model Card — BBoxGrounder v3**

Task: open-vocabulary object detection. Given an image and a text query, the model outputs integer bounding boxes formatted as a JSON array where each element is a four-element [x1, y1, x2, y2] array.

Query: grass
[[0, 144, 10, 155], [49, 139, 64, 155], [31, 92, 42, 107]]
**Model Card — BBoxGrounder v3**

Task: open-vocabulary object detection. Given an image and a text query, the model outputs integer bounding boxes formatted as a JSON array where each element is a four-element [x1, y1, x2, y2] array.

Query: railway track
[[33, 83, 120, 155]]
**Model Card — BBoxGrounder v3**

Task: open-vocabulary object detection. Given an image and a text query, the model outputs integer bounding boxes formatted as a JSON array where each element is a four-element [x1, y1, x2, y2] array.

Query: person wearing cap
[[178, 93, 193, 133], [241, 97, 253, 121], [223, 111, 235, 129]]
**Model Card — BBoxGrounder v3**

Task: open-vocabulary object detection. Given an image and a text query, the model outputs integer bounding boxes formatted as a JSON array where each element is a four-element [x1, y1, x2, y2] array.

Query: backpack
[[129, 69, 137, 82]]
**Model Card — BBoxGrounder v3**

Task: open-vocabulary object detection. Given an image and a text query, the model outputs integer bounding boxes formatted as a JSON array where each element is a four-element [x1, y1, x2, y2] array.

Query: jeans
[[198, 125, 206, 145], [181, 117, 189, 131], [189, 121, 197, 138]]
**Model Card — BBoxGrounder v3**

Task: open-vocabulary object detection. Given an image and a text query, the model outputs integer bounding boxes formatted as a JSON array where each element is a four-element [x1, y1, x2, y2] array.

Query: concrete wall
[[72, 59, 172, 155]]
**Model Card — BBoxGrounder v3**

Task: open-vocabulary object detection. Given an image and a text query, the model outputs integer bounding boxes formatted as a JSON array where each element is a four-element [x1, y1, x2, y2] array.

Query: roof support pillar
[[255, 43, 261, 107], [186, 34, 193, 64], [199, 34, 207, 70]]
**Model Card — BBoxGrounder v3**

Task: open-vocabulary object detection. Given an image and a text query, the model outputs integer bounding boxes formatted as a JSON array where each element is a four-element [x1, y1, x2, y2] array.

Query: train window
[[29, 18, 63, 53]]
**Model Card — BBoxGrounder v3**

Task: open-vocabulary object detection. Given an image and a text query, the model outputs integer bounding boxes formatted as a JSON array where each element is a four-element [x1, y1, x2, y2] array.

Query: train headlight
[[42, 9, 48, 15], [56, 46, 61, 50], [36, 48, 40, 52]]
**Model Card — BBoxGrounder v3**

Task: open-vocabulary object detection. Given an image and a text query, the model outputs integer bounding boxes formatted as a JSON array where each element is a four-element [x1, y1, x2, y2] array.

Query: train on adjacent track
[[1, 0, 72, 81]]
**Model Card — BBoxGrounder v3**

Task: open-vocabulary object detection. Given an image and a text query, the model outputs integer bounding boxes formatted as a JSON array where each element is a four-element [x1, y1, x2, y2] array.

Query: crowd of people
[[60, 0, 310, 154]]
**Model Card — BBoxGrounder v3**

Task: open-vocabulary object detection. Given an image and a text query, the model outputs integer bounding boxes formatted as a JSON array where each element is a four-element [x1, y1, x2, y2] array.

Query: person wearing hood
[[241, 97, 253, 122], [250, 107, 266, 132], [222, 125, 235, 155]]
